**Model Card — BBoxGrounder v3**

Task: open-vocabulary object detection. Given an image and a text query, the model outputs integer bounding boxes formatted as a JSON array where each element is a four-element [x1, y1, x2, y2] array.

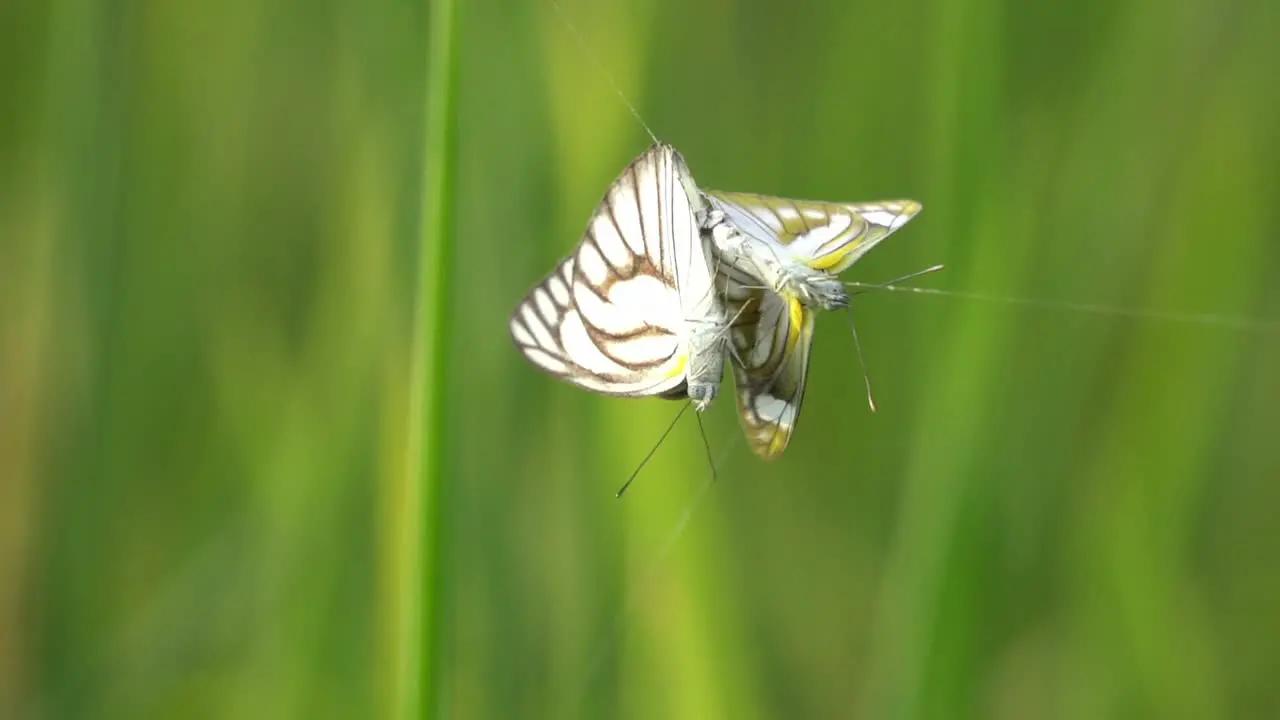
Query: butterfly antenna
[[548, 0, 661, 146], [617, 402, 689, 498], [694, 410, 719, 485], [846, 264, 946, 296], [846, 309, 877, 413]]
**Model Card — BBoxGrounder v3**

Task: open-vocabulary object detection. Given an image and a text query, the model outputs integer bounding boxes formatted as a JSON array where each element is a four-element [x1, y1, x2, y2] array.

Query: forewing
[[510, 143, 714, 399], [707, 191, 922, 275], [727, 287, 815, 459]]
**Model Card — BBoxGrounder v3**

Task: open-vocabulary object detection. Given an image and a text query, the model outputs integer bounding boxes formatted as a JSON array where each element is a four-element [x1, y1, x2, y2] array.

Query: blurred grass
[[397, 0, 459, 717], [3, 0, 1280, 718]]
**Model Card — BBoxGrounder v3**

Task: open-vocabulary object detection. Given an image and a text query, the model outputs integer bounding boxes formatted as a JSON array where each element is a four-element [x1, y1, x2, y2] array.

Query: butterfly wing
[[706, 191, 921, 274], [725, 285, 816, 459], [510, 144, 723, 400]]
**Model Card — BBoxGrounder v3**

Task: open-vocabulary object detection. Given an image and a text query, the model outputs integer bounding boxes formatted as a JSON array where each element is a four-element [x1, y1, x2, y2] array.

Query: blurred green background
[[4, 0, 1280, 717]]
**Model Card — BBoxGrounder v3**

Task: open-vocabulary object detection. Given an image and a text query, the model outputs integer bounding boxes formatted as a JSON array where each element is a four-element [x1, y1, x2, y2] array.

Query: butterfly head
[[775, 263, 849, 311]]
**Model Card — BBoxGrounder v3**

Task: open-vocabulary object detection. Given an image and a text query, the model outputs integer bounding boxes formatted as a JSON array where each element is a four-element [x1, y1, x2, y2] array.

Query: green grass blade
[[399, 0, 459, 717]]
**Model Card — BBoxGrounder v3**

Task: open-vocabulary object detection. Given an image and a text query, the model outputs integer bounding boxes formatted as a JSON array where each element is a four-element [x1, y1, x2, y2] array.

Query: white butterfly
[[703, 192, 923, 459], [509, 143, 730, 411]]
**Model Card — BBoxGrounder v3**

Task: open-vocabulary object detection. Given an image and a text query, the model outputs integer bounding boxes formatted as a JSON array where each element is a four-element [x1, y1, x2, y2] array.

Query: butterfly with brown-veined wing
[[699, 192, 925, 459], [509, 143, 737, 414]]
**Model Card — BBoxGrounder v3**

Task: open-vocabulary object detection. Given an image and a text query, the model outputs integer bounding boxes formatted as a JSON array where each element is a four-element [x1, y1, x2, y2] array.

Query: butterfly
[[509, 143, 732, 412], [702, 192, 924, 459]]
